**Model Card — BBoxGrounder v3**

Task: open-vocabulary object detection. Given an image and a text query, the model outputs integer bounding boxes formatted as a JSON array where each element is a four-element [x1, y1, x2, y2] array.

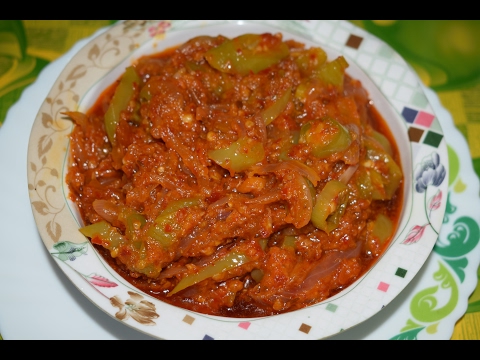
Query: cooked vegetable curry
[[66, 33, 404, 318]]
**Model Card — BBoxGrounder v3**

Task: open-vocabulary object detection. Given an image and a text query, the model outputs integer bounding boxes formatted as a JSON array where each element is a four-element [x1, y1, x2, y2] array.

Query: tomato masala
[[65, 33, 404, 318]]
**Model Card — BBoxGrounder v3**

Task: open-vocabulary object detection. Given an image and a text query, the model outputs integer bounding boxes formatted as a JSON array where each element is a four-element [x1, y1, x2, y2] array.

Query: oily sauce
[[66, 33, 404, 318]]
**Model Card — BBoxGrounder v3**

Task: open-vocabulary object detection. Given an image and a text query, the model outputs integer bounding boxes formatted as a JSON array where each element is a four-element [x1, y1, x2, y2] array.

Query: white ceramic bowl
[[27, 20, 449, 340]]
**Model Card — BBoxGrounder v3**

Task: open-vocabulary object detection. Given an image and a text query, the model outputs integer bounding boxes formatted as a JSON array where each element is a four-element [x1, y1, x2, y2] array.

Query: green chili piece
[[384, 159, 402, 199], [170, 252, 250, 295], [122, 209, 146, 242], [139, 82, 152, 102], [155, 197, 202, 223], [365, 144, 403, 200], [278, 130, 299, 161], [306, 177, 317, 202], [79, 220, 125, 248], [371, 213, 394, 244], [205, 34, 289, 76], [147, 197, 202, 248], [370, 130, 393, 156], [300, 117, 352, 158], [318, 56, 349, 90], [294, 80, 310, 102], [147, 223, 177, 248], [261, 87, 291, 125], [355, 166, 374, 200], [295, 47, 328, 76], [104, 66, 141, 145], [299, 122, 312, 140], [311, 180, 349, 233], [369, 168, 388, 200], [208, 137, 265, 174]]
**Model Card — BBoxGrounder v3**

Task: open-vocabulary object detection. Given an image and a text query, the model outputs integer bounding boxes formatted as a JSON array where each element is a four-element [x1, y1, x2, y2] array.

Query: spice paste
[[66, 33, 404, 318]]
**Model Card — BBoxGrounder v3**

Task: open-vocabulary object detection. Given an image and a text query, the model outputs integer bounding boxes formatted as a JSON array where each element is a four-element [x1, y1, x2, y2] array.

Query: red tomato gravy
[[66, 33, 404, 318]]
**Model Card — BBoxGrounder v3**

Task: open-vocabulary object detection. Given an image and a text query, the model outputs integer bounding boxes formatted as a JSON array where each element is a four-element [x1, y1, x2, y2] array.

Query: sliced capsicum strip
[[261, 87, 291, 125], [300, 117, 352, 158], [147, 197, 202, 248], [204, 33, 289, 76], [311, 180, 349, 233], [294, 47, 328, 77], [355, 166, 374, 200], [369, 130, 393, 156], [208, 137, 265, 174], [364, 137, 403, 200], [104, 66, 141, 146], [371, 213, 394, 244], [318, 55, 349, 90], [79, 220, 126, 252], [169, 252, 250, 295]]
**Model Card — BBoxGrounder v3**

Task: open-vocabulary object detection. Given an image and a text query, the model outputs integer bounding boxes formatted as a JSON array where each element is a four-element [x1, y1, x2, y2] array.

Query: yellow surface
[[23, 20, 114, 61]]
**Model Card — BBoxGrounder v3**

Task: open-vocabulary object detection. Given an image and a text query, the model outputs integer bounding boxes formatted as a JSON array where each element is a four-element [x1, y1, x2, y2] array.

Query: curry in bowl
[[64, 32, 404, 318]]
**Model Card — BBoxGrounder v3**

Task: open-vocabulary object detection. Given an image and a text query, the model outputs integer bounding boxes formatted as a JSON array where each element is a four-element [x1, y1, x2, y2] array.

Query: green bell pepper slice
[[311, 180, 349, 233], [118, 207, 147, 243], [371, 213, 395, 244], [170, 252, 250, 295], [208, 137, 265, 174], [294, 47, 328, 76], [147, 197, 202, 248], [300, 117, 352, 158], [370, 130, 393, 156], [364, 137, 403, 200], [261, 87, 291, 125], [205, 33, 290, 76], [79, 220, 126, 249], [104, 66, 141, 146], [318, 55, 349, 90]]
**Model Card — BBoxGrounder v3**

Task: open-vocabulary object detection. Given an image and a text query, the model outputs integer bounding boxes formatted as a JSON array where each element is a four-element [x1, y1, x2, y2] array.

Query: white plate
[[0, 20, 477, 339]]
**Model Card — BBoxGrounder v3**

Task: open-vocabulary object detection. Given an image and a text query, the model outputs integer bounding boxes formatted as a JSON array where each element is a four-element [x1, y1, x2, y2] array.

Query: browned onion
[[92, 199, 121, 224], [280, 244, 362, 297], [338, 164, 359, 184]]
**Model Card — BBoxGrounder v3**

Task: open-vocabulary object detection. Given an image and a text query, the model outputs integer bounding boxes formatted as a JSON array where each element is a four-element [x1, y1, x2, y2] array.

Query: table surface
[[1, 20, 479, 340]]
